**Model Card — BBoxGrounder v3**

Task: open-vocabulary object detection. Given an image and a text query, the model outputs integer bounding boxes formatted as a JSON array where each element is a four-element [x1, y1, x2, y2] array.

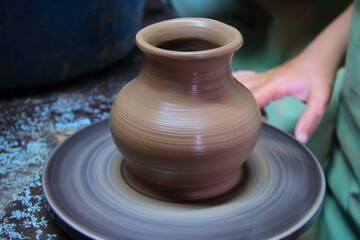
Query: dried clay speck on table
[[0, 0, 174, 238], [0, 49, 143, 239]]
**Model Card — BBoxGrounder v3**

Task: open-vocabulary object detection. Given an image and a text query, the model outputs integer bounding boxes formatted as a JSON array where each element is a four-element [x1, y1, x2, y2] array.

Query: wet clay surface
[[110, 18, 261, 202]]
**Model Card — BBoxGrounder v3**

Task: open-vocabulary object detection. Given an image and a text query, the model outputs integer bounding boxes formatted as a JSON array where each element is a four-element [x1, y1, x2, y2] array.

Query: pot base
[[122, 161, 246, 203]]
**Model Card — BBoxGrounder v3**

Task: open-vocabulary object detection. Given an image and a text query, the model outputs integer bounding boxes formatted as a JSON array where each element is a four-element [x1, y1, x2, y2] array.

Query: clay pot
[[110, 18, 261, 202]]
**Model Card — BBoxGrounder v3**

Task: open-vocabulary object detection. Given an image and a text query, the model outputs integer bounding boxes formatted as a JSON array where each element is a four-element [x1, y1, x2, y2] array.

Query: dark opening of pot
[[156, 38, 221, 51]]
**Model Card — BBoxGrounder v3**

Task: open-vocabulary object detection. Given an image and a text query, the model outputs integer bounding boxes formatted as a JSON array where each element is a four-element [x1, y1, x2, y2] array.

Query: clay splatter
[[0, 64, 137, 212], [0, 90, 115, 211], [0, 174, 69, 239], [0, 44, 142, 238]]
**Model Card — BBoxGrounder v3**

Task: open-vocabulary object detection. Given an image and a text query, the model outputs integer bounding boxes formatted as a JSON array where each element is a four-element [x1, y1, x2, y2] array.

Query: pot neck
[[139, 53, 234, 95], [135, 18, 242, 96]]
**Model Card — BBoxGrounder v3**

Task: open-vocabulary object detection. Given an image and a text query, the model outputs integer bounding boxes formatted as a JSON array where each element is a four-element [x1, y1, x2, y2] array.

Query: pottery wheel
[[42, 119, 325, 240]]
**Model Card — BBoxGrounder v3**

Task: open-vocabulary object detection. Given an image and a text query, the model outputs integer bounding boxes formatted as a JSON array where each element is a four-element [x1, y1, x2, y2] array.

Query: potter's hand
[[233, 3, 353, 144], [233, 57, 333, 144]]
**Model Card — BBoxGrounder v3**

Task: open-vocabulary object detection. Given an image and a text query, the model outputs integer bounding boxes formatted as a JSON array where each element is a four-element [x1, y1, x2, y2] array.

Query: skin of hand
[[233, 4, 353, 144], [234, 57, 334, 144]]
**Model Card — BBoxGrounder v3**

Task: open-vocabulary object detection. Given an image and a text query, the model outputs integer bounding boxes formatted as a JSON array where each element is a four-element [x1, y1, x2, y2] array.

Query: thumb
[[233, 70, 257, 79], [295, 91, 328, 143], [233, 71, 259, 90]]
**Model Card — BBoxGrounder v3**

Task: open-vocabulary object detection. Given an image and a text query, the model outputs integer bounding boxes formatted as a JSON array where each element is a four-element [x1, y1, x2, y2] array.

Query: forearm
[[298, 4, 353, 73]]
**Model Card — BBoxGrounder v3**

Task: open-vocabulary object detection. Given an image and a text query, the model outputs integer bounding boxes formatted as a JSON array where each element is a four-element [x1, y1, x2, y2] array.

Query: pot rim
[[136, 17, 243, 59]]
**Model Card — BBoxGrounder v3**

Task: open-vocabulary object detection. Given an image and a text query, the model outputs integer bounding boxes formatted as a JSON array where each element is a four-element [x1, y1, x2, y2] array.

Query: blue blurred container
[[0, 0, 145, 89]]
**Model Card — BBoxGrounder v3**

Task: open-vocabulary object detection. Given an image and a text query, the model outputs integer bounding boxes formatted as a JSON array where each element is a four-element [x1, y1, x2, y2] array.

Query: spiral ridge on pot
[[110, 18, 261, 201]]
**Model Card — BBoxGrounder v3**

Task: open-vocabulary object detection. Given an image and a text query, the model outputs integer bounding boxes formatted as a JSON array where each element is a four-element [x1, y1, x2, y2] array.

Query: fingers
[[260, 108, 268, 122], [250, 79, 287, 108], [233, 71, 259, 90], [233, 70, 288, 108], [295, 90, 329, 143], [233, 66, 333, 145], [232, 70, 257, 79]]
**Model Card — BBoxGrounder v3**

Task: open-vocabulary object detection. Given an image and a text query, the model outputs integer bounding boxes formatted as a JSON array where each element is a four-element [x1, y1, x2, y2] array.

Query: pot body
[[110, 18, 261, 201]]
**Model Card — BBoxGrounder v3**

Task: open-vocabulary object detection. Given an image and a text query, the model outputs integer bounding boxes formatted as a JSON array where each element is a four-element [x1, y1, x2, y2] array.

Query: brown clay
[[110, 18, 262, 202]]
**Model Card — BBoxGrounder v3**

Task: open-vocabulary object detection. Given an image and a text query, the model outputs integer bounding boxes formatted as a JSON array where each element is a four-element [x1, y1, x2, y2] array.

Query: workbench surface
[[0, 1, 173, 238]]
